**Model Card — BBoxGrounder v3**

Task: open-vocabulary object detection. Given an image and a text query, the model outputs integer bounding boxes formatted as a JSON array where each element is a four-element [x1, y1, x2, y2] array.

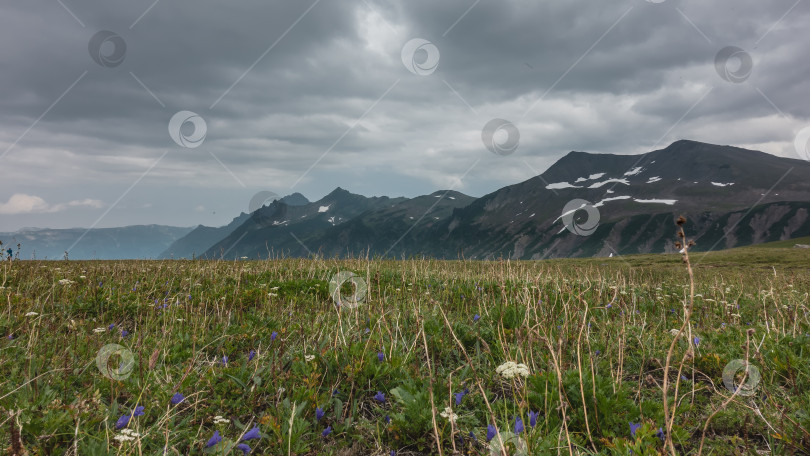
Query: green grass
[[0, 246, 808, 455], [737, 235, 810, 249]]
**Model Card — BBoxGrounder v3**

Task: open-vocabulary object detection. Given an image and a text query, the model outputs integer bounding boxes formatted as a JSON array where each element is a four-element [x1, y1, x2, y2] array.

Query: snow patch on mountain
[[546, 182, 582, 190], [574, 172, 606, 183], [633, 199, 677, 205], [588, 178, 629, 188], [594, 195, 631, 207]]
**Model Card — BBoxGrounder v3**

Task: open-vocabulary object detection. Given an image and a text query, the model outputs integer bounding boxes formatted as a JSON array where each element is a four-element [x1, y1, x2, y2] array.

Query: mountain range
[[3, 140, 809, 260]]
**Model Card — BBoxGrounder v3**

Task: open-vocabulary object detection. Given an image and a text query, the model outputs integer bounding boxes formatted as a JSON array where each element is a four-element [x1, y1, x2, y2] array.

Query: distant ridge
[[5, 140, 810, 259]]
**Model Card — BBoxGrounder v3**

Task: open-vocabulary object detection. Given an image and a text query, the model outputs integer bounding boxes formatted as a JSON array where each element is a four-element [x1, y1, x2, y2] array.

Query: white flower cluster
[[25, 311, 39, 317], [93, 327, 106, 333], [113, 429, 140, 442], [213, 415, 230, 425], [439, 406, 458, 423], [305, 354, 315, 362], [496, 361, 530, 379], [58, 279, 76, 285]]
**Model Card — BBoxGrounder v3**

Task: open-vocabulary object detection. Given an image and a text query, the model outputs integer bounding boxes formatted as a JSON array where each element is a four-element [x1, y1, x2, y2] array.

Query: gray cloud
[[1, 0, 807, 231]]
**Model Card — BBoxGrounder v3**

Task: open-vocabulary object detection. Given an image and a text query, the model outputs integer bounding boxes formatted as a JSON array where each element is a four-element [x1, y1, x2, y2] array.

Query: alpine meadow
[[2, 1, 810, 455]]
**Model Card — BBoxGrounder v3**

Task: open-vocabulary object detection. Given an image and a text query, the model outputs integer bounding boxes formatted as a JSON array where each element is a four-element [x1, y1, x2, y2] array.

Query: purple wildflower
[[473, 314, 480, 322], [242, 426, 261, 441], [656, 427, 665, 442], [270, 331, 277, 341], [114, 414, 131, 430], [121, 330, 129, 338], [378, 352, 384, 362], [374, 391, 385, 403], [108, 324, 115, 331], [469, 430, 476, 441], [486, 424, 497, 442], [221, 355, 228, 365], [322, 426, 332, 437], [133, 406, 145, 417], [206, 430, 222, 448], [236, 443, 251, 455], [528, 410, 539, 428], [170, 393, 184, 405], [385, 415, 390, 424], [629, 422, 641, 438], [693, 336, 700, 347], [248, 350, 256, 361], [514, 417, 524, 434], [316, 408, 325, 421]]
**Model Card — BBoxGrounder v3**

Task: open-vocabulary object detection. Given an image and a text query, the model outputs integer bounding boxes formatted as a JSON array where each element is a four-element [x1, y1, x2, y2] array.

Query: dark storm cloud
[[0, 0, 807, 230]]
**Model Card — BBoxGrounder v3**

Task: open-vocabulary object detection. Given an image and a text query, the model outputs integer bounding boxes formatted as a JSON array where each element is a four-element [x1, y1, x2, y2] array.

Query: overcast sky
[[1, 0, 808, 231]]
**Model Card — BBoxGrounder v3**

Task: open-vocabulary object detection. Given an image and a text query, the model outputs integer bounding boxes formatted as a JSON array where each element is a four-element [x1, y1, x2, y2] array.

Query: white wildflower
[[79, 275, 87, 279], [305, 354, 315, 362], [268, 292, 278, 297], [439, 406, 458, 423], [277, 387, 286, 394], [25, 311, 39, 317], [120, 429, 140, 437], [58, 279, 75, 285], [669, 329, 681, 336], [113, 434, 135, 442], [496, 361, 530, 379], [213, 415, 230, 425], [93, 327, 106, 333]]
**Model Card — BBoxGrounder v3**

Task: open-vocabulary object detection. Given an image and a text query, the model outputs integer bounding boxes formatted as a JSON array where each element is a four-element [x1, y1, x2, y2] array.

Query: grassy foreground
[[1, 244, 809, 455]]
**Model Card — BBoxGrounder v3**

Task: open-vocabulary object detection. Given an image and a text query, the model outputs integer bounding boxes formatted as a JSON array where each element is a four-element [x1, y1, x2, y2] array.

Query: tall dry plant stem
[[662, 216, 695, 455]]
